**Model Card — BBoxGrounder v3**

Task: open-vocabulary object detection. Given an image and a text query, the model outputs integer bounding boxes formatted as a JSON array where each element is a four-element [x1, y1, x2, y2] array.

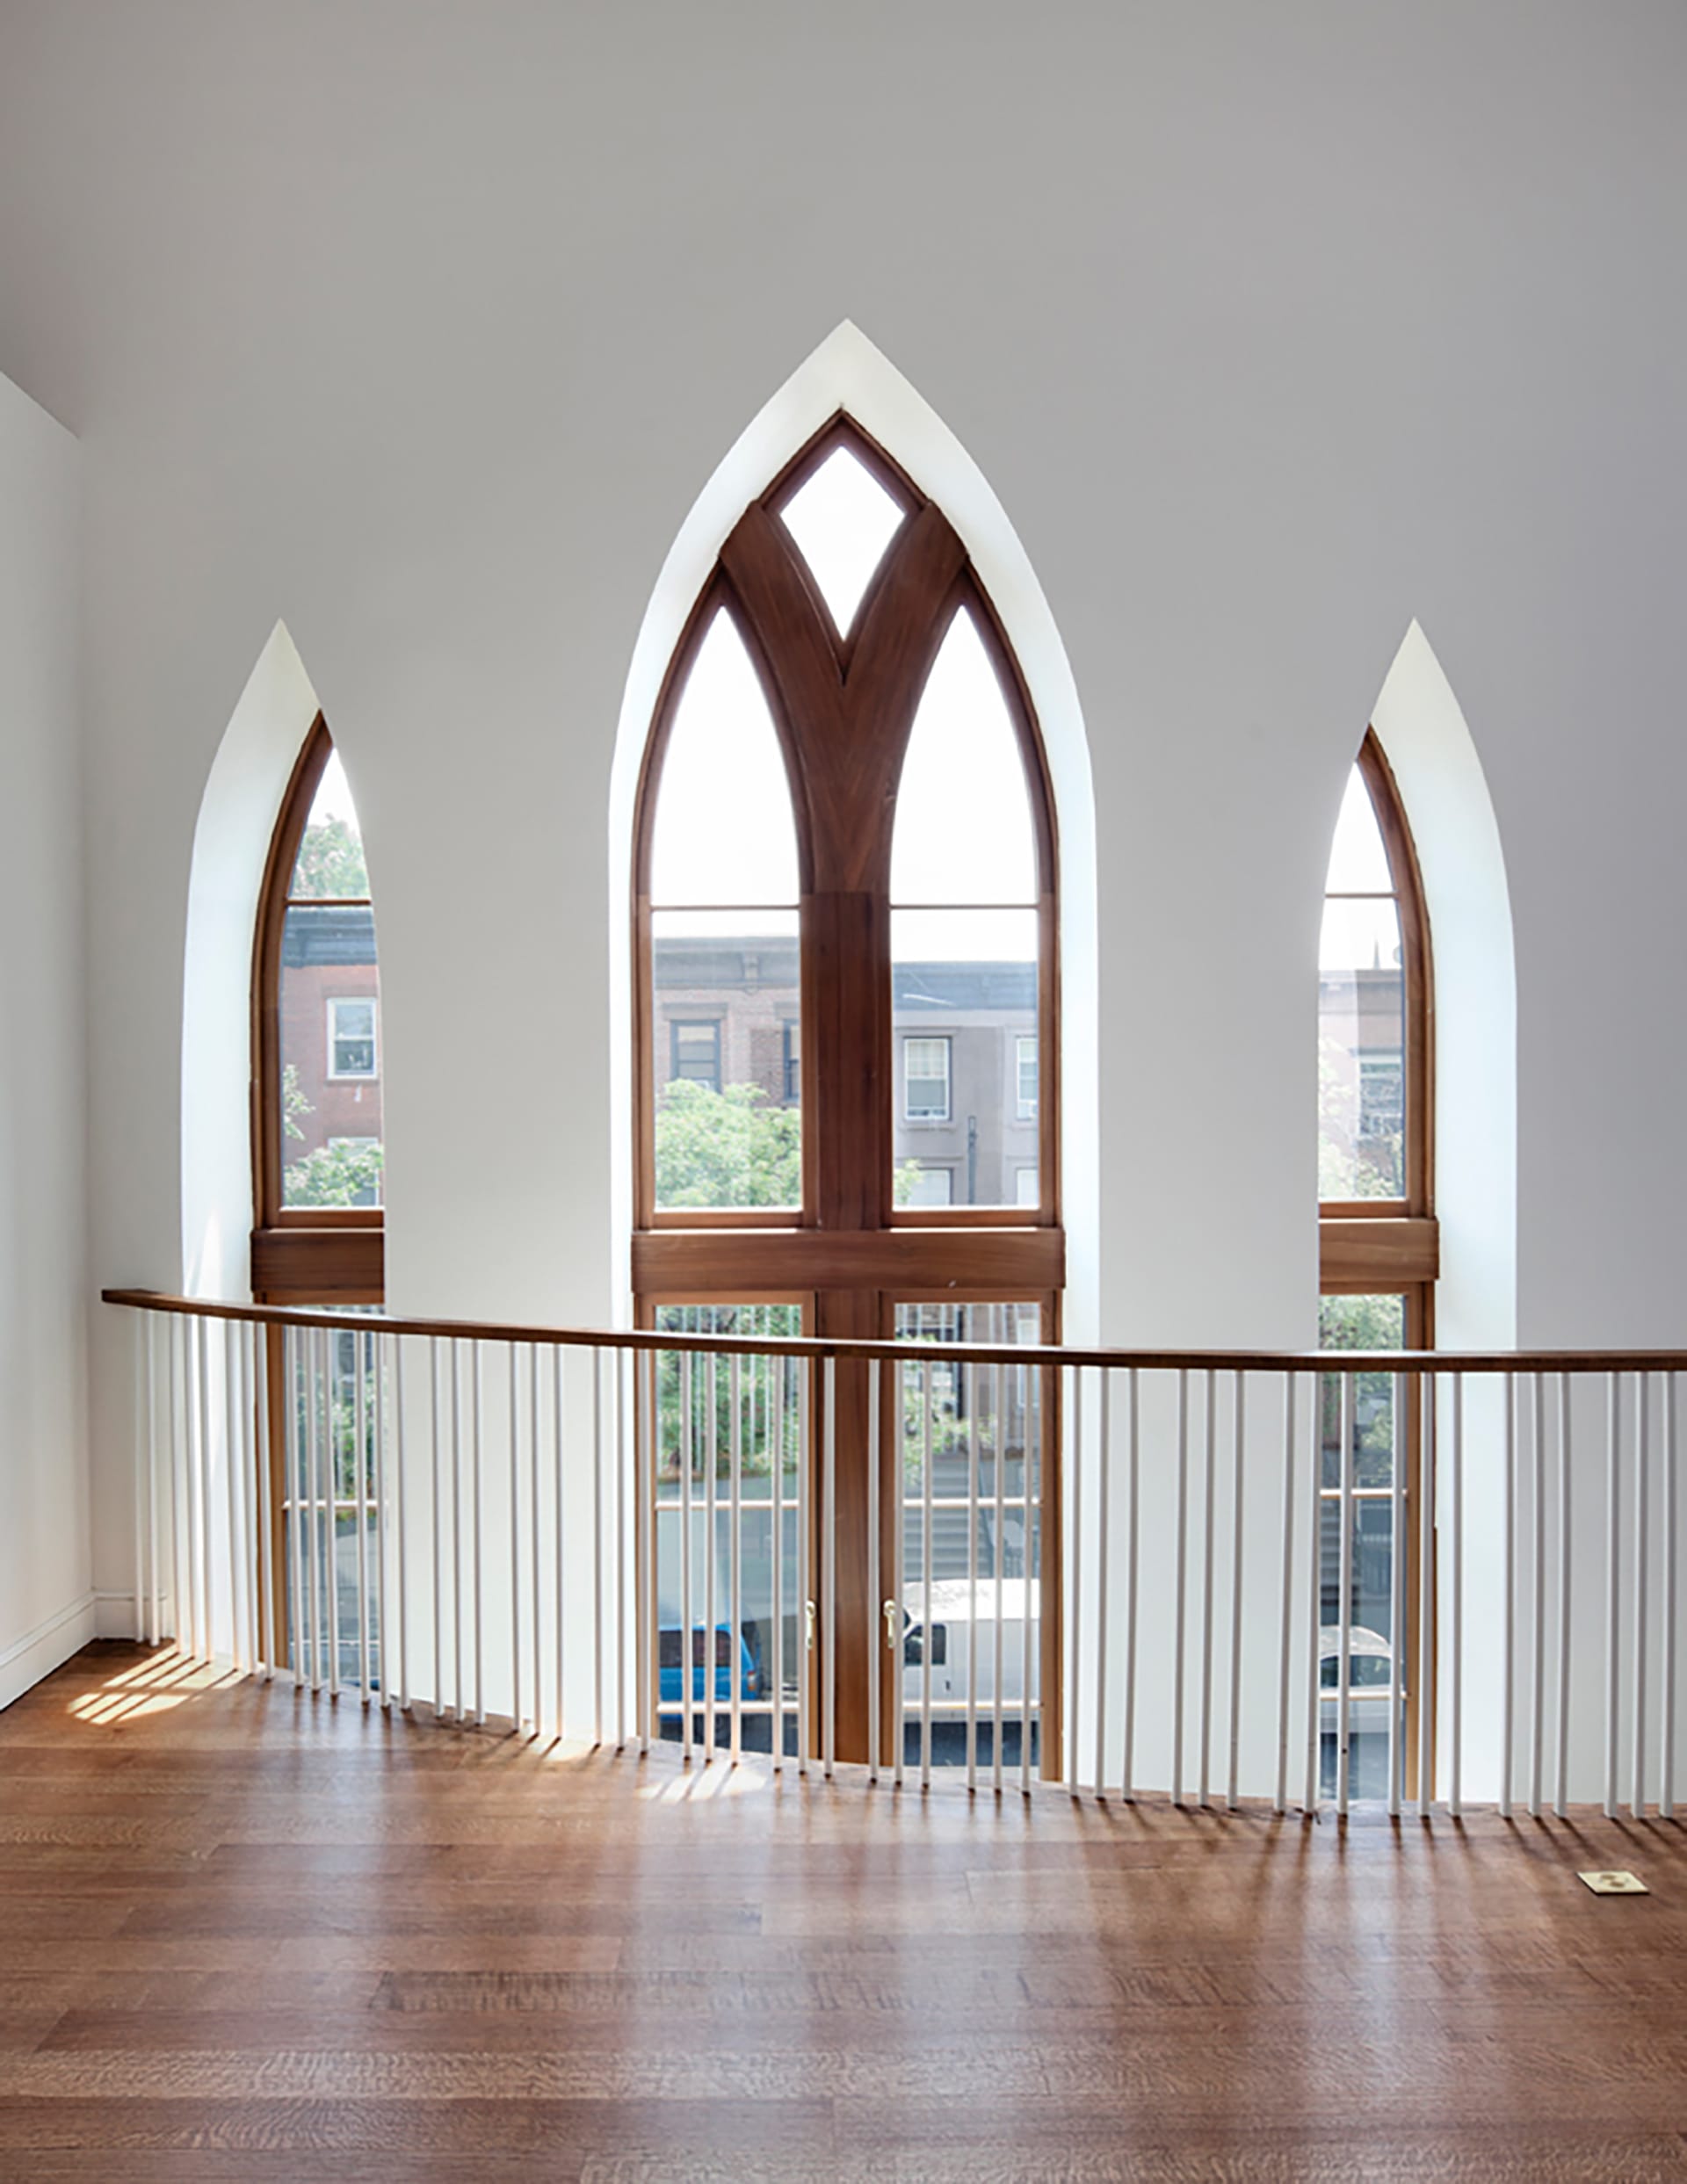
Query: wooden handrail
[[100, 1288, 1687, 1378]]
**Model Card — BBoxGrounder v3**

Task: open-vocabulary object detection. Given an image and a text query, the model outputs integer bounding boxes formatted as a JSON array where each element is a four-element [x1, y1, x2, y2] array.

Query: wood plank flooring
[[2, 1643, 1685, 2180]]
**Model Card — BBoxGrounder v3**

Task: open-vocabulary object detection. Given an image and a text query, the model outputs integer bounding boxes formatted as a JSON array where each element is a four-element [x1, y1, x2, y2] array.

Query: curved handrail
[[100, 1288, 1687, 1377]]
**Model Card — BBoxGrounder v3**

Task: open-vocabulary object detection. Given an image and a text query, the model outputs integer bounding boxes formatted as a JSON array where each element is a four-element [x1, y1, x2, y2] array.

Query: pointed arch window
[[632, 416, 1062, 1771], [251, 715, 384, 1303], [1316, 728, 1436, 1801]]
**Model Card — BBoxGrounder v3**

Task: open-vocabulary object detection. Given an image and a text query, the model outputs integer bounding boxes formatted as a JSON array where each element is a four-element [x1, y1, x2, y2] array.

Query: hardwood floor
[[2, 1644, 1685, 2180]]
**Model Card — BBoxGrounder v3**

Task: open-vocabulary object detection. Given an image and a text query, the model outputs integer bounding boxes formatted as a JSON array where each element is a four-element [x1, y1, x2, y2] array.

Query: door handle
[[884, 1599, 899, 1651], [805, 1600, 816, 1652]]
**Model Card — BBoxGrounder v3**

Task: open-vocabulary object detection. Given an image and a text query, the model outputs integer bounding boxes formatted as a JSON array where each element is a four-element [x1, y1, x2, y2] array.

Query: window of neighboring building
[[1014, 1165, 1039, 1207], [328, 996, 379, 1079], [903, 1037, 952, 1121], [669, 1019, 722, 1094], [1017, 1035, 1038, 1120], [782, 1019, 800, 1104], [906, 1164, 954, 1205]]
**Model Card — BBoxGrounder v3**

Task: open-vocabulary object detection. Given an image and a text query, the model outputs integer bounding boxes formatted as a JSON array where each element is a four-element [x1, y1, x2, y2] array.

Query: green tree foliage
[[1319, 1291, 1404, 1489], [655, 1081, 800, 1208], [1318, 1034, 1402, 1198], [285, 1139, 383, 1209], [293, 815, 369, 898]]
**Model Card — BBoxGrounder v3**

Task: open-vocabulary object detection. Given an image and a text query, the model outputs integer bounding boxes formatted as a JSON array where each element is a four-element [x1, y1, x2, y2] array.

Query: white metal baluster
[[394, 1334, 410, 1712], [472, 1341, 485, 1727], [1387, 1370, 1405, 1820], [1662, 1371, 1677, 1820], [1173, 1368, 1189, 1806], [1021, 1356, 1034, 1796], [356, 1329, 371, 1703], [1124, 1365, 1140, 1804], [132, 1317, 147, 1645], [1336, 1370, 1354, 1818], [1497, 1371, 1514, 1816], [223, 1319, 243, 1674], [1606, 1371, 1621, 1818], [868, 1353, 881, 1787], [372, 1331, 387, 1706], [992, 1358, 1006, 1796], [771, 1349, 786, 1773], [1449, 1374, 1465, 1819], [797, 1356, 811, 1776], [530, 1343, 542, 1743], [590, 1347, 602, 1748], [1529, 1371, 1545, 1816], [453, 1338, 467, 1721], [195, 1319, 214, 1660], [563, 1345, 576, 1738], [616, 1347, 629, 1751], [148, 1317, 163, 1645], [305, 1327, 323, 1692], [920, 1355, 933, 1790], [680, 1347, 694, 1762], [1228, 1369, 1247, 1812], [1199, 1367, 1216, 1809], [1633, 1370, 1649, 1819], [705, 1351, 718, 1762], [286, 1328, 304, 1686], [1305, 1369, 1323, 1816], [251, 1321, 271, 1678], [1067, 1364, 1082, 1796], [431, 1338, 445, 1718], [639, 1349, 655, 1756], [1095, 1369, 1111, 1801], [823, 1354, 837, 1783], [170, 1316, 188, 1655], [509, 1343, 522, 1735], [962, 1356, 978, 1793], [1554, 1372, 1571, 1819], [325, 1327, 341, 1700], [1275, 1374, 1296, 1815], [1417, 1371, 1436, 1817], [729, 1351, 742, 1767]]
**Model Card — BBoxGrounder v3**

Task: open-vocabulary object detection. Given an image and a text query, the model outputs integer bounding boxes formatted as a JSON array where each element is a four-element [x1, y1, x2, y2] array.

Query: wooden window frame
[[632, 414, 1065, 1770], [250, 714, 384, 1306]]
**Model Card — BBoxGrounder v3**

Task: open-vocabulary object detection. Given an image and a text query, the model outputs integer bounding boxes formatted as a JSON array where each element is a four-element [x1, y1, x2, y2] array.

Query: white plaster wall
[[0, 4, 1683, 1780], [0, 370, 88, 1704]]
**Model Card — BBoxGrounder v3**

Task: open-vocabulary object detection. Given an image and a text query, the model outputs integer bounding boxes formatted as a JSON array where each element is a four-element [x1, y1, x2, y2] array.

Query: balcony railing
[[101, 1291, 1684, 1819]]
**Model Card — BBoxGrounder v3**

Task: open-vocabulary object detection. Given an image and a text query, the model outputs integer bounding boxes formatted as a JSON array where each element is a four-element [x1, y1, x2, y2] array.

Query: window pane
[[653, 910, 800, 1210], [650, 610, 799, 908], [279, 905, 382, 1209], [894, 1300, 1044, 1772], [905, 1166, 953, 1206], [651, 1303, 805, 1757], [778, 445, 905, 638], [893, 908, 1038, 1209], [289, 750, 371, 900], [1318, 897, 1404, 1197], [890, 610, 1038, 908], [1325, 765, 1392, 893], [1317, 1293, 1406, 1797]]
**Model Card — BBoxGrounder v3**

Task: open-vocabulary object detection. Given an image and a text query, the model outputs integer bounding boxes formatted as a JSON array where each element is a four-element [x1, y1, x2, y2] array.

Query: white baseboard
[[0, 1591, 98, 1712]]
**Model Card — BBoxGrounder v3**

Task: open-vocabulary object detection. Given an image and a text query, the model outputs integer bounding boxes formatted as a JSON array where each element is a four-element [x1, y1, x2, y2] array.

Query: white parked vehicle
[[1318, 1624, 1394, 1734], [899, 1579, 1039, 1710]]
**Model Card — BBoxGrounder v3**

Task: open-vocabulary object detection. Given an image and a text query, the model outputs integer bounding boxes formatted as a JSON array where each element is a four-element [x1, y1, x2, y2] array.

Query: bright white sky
[[306, 748, 361, 835], [1321, 768, 1400, 973]]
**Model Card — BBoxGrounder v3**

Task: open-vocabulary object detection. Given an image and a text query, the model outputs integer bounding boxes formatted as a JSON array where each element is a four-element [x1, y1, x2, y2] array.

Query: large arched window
[[250, 715, 384, 1304], [1316, 727, 1435, 1799], [633, 416, 1061, 1768]]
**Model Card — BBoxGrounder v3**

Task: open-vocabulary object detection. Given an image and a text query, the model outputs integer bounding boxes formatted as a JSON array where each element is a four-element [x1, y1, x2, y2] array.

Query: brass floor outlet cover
[[1579, 1869, 1648, 1895]]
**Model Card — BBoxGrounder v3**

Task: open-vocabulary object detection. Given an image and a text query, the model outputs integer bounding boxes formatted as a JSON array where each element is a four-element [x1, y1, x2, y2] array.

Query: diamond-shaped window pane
[[778, 446, 905, 637]]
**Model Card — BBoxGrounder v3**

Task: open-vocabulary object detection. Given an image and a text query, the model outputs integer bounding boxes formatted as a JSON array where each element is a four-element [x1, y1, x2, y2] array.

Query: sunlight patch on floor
[[68, 1648, 243, 1725]]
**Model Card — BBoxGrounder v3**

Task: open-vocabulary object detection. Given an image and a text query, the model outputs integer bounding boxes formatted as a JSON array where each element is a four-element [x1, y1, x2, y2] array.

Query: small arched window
[[251, 716, 384, 1303], [1316, 727, 1435, 1799]]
